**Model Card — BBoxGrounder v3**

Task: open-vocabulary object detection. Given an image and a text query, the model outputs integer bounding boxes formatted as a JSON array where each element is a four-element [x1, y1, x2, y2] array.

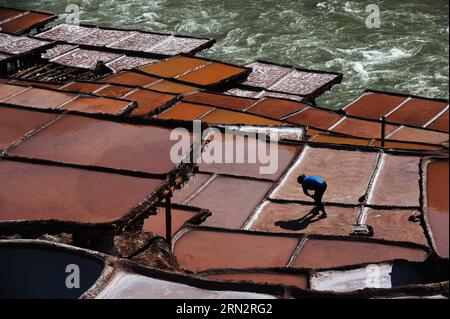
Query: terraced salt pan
[[173, 229, 299, 271], [364, 209, 428, 245], [96, 271, 275, 299], [249, 201, 357, 236], [424, 160, 449, 258], [343, 92, 406, 120], [0, 160, 163, 224], [272, 146, 379, 205], [143, 207, 199, 237], [185, 175, 273, 229], [292, 239, 428, 269], [246, 98, 307, 119], [198, 133, 300, 181], [205, 272, 308, 289], [367, 154, 421, 207], [9, 115, 190, 175], [183, 91, 257, 111], [0, 107, 59, 150]]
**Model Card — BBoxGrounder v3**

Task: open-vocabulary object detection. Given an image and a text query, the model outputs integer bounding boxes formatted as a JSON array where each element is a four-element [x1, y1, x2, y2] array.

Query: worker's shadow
[[275, 206, 327, 231]]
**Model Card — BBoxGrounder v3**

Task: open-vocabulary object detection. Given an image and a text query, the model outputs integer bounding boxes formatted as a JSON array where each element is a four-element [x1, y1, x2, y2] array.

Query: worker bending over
[[297, 174, 327, 217]]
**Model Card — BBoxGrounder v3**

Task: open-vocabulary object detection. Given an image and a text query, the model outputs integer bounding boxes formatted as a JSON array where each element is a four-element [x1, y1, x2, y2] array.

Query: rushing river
[[3, 0, 449, 108]]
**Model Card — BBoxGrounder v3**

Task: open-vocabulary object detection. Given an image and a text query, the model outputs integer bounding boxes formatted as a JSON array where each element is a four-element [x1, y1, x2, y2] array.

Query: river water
[[3, 0, 449, 108]]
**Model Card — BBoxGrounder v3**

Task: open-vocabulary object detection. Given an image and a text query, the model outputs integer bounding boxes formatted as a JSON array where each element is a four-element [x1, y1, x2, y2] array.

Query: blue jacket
[[302, 176, 325, 191]]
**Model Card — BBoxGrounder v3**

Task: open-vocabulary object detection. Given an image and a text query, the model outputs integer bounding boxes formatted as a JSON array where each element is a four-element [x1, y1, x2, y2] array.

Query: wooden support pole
[[381, 116, 386, 148], [165, 194, 172, 247]]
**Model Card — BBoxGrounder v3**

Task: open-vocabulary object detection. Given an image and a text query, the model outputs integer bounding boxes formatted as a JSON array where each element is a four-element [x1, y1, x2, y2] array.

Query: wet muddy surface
[[0, 12, 51, 33], [0, 84, 28, 100], [2, 86, 75, 109], [183, 92, 256, 111], [103, 71, 160, 87], [292, 239, 428, 269], [200, 109, 281, 126], [247, 98, 306, 119], [365, 209, 428, 245], [0, 160, 162, 223], [426, 160, 449, 258], [10, 115, 189, 174], [426, 109, 449, 132], [0, 107, 58, 149], [173, 229, 299, 271], [95, 85, 134, 98], [388, 127, 449, 145], [157, 102, 213, 121], [344, 92, 406, 119], [332, 118, 397, 139], [144, 207, 198, 237], [368, 154, 421, 207], [60, 96, 130, 115], [123, 89, 176, 115], [310, 135, 371, 146], [172, 173, 213, 204], [186, 175, 273, 229], [140, 56, 208, 78], [387, 99, 447, 127], [62, 82, 106, 94], [198, 134, 300, 180], [147, 80, 199, 94], [286, 108, 342, 130], [177, 62, 247, 86]]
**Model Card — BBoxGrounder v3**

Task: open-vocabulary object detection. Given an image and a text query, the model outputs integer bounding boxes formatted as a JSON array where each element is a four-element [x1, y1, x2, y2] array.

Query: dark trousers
[[314, 182, 327, 206]]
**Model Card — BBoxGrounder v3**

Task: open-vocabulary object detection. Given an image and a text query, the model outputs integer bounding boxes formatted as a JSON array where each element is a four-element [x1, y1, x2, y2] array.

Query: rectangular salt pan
[[272, 146, 379, 204], [96, 272, 275, 299], [244, 61, 341, 97], [51, 48, 122, 70], [244, 62, 291, 88], [76, 28, 134, 47], [0, 36, 50, 54], [270, 70, 339, 96], [38, 24, 95, 42], [9, 115, 191, 175], [151, 37, 211, 55], [367, 154, 420, 207], [108, 32, 169, 52], [0, 160, 164, 224], [106, 56, 157, 73], [41, 44, 78, 60]]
